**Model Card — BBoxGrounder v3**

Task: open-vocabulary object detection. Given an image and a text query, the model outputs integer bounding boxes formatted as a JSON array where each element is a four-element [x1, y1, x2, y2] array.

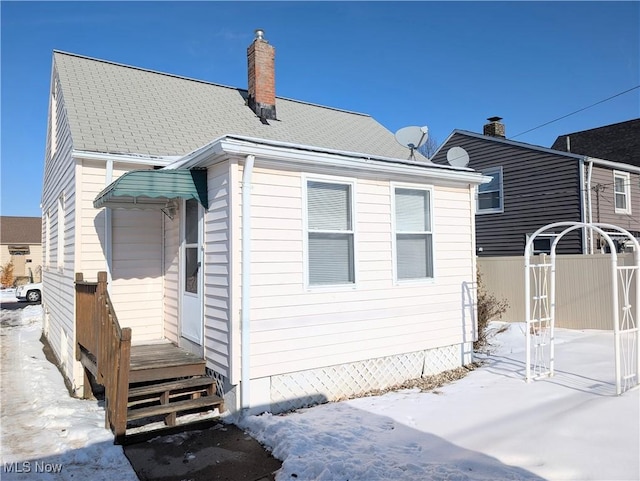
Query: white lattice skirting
[[265, 343, 472, 413]]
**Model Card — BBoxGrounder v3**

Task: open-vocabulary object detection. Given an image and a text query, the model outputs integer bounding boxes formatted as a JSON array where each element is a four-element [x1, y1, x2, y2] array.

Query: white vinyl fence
[[478, 253, 637, 330]]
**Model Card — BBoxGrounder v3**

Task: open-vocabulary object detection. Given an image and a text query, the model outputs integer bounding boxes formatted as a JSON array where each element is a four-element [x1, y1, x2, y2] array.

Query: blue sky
[[1, 1, 638, 217]]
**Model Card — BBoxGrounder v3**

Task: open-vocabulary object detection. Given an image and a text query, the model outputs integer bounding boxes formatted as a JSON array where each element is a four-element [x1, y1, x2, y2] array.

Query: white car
[[15, 282, 42, 303]]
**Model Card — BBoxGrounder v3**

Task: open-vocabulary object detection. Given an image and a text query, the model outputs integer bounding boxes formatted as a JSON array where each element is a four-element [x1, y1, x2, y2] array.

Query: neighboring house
[[42, 30, 485, 420], [431, 118, 640, 257], [0, 216, 43, 284], [551, 118, 640, 167]]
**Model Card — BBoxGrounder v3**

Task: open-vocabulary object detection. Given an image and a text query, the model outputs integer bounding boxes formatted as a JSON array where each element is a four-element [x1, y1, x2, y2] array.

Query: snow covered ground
[[1, 292, 638, 481], [0, 298, 138, 480], [240, 323, 640, 481]]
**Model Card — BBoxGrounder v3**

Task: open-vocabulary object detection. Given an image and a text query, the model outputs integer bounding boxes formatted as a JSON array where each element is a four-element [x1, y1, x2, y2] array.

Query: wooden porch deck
[[75, 272, 224, 443], [129, 342, 206, 383]]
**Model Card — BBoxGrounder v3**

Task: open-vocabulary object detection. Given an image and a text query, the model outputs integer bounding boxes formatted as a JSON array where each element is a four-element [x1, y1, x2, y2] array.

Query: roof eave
[[167, 135, 485, 186]]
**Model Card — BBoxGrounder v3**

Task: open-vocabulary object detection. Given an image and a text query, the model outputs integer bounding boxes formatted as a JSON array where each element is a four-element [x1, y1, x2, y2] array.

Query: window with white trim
[[527, 233, 557, 255], [394, 187, 434, 280], [614, 171, 631, 214], [45, 210, 50, 268], [306, 180, 354, 286], [57, 196, 65, 270], [477, 166, 503, 213], [50, 82, 58, 158]]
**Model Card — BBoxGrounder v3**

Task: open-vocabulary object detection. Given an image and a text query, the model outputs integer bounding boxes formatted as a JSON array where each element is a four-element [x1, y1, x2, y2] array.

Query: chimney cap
[[487, 116, 503, 122], [254, 29, 265, 40]]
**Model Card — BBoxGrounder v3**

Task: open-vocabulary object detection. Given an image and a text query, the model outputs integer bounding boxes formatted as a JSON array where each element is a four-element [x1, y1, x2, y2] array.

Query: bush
[[474, 270, 509, 351], [0, 261, 15, 288]]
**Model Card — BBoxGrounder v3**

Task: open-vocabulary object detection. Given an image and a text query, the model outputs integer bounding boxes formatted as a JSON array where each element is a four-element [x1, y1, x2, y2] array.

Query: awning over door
[[93, 169, 208, 210]]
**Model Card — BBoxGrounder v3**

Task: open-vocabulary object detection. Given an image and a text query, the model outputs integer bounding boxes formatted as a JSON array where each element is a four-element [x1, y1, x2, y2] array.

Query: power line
[[512, 85, 640, 139]]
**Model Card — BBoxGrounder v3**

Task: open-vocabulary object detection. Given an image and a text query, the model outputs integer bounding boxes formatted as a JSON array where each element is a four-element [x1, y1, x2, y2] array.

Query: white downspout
[[241, 154, 255, 411], [579, 158, 587, 254], [586, 158, 594, 254], [105, 160, 113, 290]]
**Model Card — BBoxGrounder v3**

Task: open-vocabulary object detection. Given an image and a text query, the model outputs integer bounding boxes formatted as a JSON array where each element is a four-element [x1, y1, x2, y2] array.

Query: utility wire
[[511, 85, 640, 139]]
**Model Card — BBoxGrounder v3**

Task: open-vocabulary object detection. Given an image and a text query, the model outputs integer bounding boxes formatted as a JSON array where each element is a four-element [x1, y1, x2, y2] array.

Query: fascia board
[[180, 137, 486, 186], [72, 150, 180, 166], [452, 130, 586, 161], [586, 157, 640, 174]]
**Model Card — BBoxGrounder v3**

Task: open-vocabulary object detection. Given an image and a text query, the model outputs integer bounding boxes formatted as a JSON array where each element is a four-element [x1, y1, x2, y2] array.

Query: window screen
[[307, 181, 354, 285], [395, 188, 433, 280]]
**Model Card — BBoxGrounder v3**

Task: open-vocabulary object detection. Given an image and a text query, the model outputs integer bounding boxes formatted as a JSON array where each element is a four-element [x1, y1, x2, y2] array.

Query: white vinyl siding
[[41, 69, 78, 390], [477, 166, 503, 214], [163, 209, 180, 343], [202, 162, 232, 379], [305, 179, 355, 286], [110, 207, 163, 341], [57, 196, 65, 269], [394, 187, 433, 280], [44, 210, 51, 268], [73, 160, 164, 342], [614, 171, 631, 214], [244, 167, 475, 379]]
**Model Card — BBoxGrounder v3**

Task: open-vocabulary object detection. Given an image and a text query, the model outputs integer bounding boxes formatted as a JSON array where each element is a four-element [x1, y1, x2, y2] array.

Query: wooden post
[[113, 327, 132, 441], [96, 272, 108, 384], [74, 273, 84, 360]]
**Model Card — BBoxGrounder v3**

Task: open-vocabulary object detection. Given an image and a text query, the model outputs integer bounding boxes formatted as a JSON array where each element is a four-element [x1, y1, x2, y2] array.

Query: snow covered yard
[[1, 292, 638, 481], [240, 323, 640, 481], [0, 300, 138, 481]]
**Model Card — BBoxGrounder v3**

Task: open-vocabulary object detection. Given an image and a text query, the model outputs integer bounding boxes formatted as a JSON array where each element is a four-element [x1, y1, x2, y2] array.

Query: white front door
[[181, 198, 203, 349]]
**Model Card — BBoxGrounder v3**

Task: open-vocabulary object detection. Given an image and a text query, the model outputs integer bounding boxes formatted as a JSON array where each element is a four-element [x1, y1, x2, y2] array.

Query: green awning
[[93, 169, 208, 210]]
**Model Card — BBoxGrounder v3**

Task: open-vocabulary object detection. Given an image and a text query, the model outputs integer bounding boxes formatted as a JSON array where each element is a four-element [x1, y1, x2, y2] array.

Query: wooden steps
[[127, 394, 223, 422], [126, 370, 224, 433]]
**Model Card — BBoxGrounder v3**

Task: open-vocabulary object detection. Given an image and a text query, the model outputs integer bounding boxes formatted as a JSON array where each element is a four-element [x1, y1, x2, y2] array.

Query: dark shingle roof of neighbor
[[0, 217, 42, 244], [53, 51, 418, 161], [550, 118, 640, 167]]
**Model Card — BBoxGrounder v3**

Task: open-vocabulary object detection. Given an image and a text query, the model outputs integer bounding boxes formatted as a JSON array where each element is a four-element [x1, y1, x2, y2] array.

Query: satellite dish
[[446, 146, 470, 167], [395, 126, 428, 160]]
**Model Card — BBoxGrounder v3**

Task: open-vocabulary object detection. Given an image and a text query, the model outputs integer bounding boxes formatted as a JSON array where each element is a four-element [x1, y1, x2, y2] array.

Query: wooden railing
[[75, 271, 131, 440]]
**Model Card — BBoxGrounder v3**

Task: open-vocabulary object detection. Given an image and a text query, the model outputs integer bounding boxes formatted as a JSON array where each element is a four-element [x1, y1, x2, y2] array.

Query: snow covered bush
[[474, 270, 509, 352]]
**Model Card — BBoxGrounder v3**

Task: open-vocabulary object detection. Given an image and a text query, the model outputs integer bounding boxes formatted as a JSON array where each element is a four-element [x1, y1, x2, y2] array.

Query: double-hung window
[[306, 180, 355, 286], [394, 187, 434, 280], [57, 196, 65, 270], [613, 171, 631, 214], [477, 167, 503, 213]]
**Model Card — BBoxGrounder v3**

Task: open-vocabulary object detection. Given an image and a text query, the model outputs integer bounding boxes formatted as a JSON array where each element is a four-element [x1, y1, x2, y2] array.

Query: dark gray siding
[[432, 133, 583, 256], [590, 165, 640, 235]]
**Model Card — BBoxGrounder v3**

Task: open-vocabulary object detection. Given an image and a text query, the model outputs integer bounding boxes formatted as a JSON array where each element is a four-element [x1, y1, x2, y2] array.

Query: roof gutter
[[72, 150, 180, 166], [586, 157, 640, 174], [167, 136, 488, 186]]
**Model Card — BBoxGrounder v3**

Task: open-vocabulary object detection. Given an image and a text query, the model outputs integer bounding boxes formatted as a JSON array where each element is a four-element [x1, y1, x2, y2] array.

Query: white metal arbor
[[524, 222, 640, 395]]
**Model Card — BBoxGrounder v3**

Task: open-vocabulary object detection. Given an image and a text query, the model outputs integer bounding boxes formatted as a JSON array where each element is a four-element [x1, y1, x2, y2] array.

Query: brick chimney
[[483, 116, 505, 138], [247, 29, 276, 120]]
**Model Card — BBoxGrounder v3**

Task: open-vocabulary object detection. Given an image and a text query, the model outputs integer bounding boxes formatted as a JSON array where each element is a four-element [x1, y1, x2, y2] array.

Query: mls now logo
[[3, 461, 63, 474]]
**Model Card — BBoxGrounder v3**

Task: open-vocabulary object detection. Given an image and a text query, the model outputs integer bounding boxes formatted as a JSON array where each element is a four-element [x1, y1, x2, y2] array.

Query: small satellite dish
[[395, 126, 429, 160], [446, 146, 470, 167]]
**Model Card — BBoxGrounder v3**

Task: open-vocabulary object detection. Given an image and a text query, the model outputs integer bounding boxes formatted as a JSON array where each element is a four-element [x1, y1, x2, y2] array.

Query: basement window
[[8, 245, 30, 255], [527, 233, 557, 255]]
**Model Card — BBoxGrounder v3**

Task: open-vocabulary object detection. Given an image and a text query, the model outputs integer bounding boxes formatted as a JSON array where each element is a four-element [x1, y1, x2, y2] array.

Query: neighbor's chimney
[[247, 29, 276, 120], [483, 116, 505, 138]]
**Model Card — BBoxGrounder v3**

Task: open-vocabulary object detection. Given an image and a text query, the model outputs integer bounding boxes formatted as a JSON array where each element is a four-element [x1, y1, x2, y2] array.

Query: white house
[[42, 30, 485, 419]]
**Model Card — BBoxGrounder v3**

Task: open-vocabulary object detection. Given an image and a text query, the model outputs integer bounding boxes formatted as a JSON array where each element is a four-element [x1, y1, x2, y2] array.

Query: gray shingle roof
[[0, 217, 42, 244], [550, 118, 640, 167], [54, 51, 414, 160]]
